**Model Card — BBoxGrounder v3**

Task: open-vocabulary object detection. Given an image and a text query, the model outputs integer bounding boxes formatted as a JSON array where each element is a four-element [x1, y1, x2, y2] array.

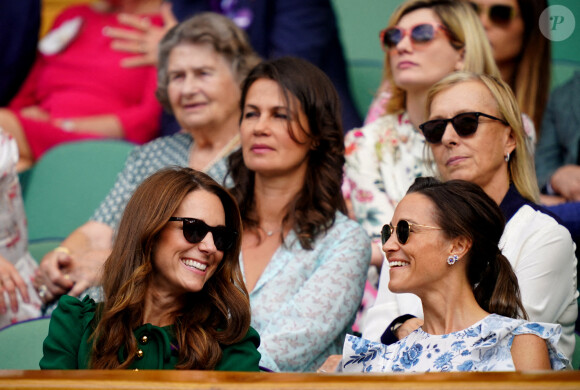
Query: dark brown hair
[[90, 167, 249, 369], [407, 177, 527, 319], [228, 57, 346, 249], [156, 12, 261, 113]]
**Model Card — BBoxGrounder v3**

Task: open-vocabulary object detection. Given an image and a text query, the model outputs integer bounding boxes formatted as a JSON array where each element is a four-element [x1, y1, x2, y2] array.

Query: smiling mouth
[[182, 259, 207, 271], [389, 261, 410, 268]]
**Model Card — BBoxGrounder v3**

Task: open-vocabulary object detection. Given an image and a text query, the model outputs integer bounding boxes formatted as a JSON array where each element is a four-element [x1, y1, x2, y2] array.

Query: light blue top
[[343, 314, 569, 372], [92, 132, 232, 229], [244, 212, 371, 372]]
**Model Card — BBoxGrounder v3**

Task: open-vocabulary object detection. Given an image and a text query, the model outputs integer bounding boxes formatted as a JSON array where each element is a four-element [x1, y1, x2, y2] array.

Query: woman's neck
[[143, 288, 184, 328], [252, 171, 305, 232], [498, 60, 518, 87], [405, 89, 428, 130], [187, 116, 240, 171], [418, 276, 488, 335]]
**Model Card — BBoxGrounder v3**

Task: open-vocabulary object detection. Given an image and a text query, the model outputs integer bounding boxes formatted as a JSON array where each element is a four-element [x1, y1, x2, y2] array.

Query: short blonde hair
[[384, 0, 499, 114], [426, 71, 540, 203]]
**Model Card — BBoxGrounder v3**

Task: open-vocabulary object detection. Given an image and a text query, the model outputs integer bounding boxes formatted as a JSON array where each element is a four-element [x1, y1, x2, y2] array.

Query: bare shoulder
[[511, 333, 551, 371]]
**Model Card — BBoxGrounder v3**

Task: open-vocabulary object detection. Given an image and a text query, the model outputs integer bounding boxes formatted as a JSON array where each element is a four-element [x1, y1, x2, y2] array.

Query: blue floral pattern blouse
[[342, 314, 569, 372]]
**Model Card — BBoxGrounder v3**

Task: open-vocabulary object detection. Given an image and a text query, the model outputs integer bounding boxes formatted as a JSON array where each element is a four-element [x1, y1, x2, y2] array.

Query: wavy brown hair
[[228, 57, 346, 249], [90, 167, 249, 369], [407, 177, 527, 319]]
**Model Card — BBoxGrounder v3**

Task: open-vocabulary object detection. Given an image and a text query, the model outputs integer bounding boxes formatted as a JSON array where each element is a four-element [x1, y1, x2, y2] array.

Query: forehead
[[430, 80, 499, 118], [167, 42, 228, 70], [175, 189, 226, 226], [397, 7, 440, 27], [245, 78, 293, 107], [394, 192, 438, 224]]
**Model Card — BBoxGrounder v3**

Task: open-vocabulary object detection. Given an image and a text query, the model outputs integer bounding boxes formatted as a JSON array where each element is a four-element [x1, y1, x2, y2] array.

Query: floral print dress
[[345, 112, 436, 242], [0, 133, 42, 329], [342, 314, 569, 372]]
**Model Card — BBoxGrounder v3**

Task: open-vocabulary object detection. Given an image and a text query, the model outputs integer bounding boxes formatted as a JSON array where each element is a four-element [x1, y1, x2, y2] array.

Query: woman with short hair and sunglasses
[[344, 0, 499, 331], [227, 57, 371, 372], [365, 72, 577, 362], [342, 177, 569, 372], [40, 167, 261, 370]]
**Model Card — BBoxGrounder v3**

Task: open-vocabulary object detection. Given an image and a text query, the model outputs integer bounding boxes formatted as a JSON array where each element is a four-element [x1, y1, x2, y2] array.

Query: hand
[[34, 249, 75, 304], [540, 194, 566, 206], [0, 255, 30, 314], [19, 106, 50, 121], [317, 354, 342, 373], [394, 317, 424, 340], [104, 2, 178, 68], [550, 165, 580, 201]]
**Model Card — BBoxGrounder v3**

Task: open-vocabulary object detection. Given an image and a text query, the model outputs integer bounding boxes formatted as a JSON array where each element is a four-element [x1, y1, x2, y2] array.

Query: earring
[[504, 152, 510, 162], [447, 254, 459, 265]]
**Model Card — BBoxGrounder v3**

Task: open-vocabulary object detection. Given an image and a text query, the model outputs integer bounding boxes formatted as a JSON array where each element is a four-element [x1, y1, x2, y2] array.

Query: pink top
[[9, 4, 163, 158]]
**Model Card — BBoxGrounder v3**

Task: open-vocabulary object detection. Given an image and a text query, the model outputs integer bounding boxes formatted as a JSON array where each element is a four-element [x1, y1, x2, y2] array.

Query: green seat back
[[0, 317, 50, 369], [21, 140, 134, 241]]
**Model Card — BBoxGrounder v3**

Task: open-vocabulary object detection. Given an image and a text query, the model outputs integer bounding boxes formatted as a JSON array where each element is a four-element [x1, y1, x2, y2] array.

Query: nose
[[181, 74, 199, 96], [197, 232, 218, 253], [252, 114, 270, 136], [382, 226, 400, 254], [395, 32, 413, 53], [440, 121, 459, 146]]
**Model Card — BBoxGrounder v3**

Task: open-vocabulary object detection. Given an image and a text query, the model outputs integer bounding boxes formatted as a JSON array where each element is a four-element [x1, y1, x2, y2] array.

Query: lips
[[181, 258, 208, 272], [446, 156, 467, 166], [250, 144, 274, 153], [397, 60, 417, 69], [388, 260, 410, 268]]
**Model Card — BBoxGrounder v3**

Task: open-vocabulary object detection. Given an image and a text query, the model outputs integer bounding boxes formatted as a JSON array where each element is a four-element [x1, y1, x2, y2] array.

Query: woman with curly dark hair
[[40, 167, 260, 370], [228, 56, 371, 372]]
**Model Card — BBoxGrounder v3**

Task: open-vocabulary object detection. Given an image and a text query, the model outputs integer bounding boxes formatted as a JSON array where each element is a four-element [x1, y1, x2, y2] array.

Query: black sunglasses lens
[[381, 224, 392, 245], [212, 227, 236, 251], [453, 113, 479, 136], [490, 5, 513, 24], [182, 219, 208, 244], [384, 28, 402, 47], [411, 24, 435, 43], [396, 220, 410, 244], [421, 120, 446, 143], [182, 220, 235, 251]]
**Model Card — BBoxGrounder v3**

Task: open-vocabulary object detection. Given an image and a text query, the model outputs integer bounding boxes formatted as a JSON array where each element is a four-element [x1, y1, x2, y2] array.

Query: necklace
[[259, 225, 283, 237]]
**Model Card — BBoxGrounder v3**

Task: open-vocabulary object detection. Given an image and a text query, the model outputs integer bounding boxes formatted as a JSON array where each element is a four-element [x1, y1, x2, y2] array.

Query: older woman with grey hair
[[33, 12, 260, 306]]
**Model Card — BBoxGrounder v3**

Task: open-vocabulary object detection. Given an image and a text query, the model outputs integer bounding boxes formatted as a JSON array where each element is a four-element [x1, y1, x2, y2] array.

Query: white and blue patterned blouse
[[244, 212, 371, 372], [343, 314, 569, 372], [92, 132, 233, 229]]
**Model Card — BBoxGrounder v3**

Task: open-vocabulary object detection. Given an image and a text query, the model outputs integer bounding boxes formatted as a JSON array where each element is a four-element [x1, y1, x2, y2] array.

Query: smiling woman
[[40, 167, 261, 371]]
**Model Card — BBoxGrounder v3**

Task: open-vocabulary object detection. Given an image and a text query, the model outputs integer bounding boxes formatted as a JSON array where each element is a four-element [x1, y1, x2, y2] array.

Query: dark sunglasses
[[469, 2, 517, 26], [419, 112, 508, 144], [381, 220, 441, 246], [380, 23, 448, 50], [169, 217, 237, 252]]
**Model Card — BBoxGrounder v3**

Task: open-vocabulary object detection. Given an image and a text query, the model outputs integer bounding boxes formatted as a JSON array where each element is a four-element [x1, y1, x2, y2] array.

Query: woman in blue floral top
[[228, 57, 371, 372], [342, 177, 569, 372]]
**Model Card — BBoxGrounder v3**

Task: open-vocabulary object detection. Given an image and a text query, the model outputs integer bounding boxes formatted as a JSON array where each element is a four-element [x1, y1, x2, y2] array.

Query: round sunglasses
[[169, 217, 237, 252], [380, 23, 448, 50], [419, 111, 508, 144], [381, 220, 441, 246], [469, 2, 517, 27]]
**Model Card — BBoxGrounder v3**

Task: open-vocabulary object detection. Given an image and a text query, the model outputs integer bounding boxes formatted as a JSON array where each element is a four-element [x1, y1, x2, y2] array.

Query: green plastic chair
[[0, 317, 50, 369], [20, 140, 134, 242]]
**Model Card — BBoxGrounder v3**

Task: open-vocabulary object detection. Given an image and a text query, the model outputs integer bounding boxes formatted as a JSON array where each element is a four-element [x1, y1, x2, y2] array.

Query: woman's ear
[[449, 236, 471, 260], [454, 48, 466, 71]]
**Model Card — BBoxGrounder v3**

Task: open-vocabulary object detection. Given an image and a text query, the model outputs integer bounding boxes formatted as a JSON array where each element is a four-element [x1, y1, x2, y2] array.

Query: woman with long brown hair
[[228, 56, 371, 372], [40, 167, 260, 370]]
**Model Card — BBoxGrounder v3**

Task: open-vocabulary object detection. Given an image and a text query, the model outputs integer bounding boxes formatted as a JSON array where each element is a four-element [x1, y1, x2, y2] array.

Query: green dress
[[40, 295, 261, 370]]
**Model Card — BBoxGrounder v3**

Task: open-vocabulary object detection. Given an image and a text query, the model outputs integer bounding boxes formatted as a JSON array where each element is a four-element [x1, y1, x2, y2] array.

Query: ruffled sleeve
[[476, 315, 570, 370], [40, 295, 97, 369]]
